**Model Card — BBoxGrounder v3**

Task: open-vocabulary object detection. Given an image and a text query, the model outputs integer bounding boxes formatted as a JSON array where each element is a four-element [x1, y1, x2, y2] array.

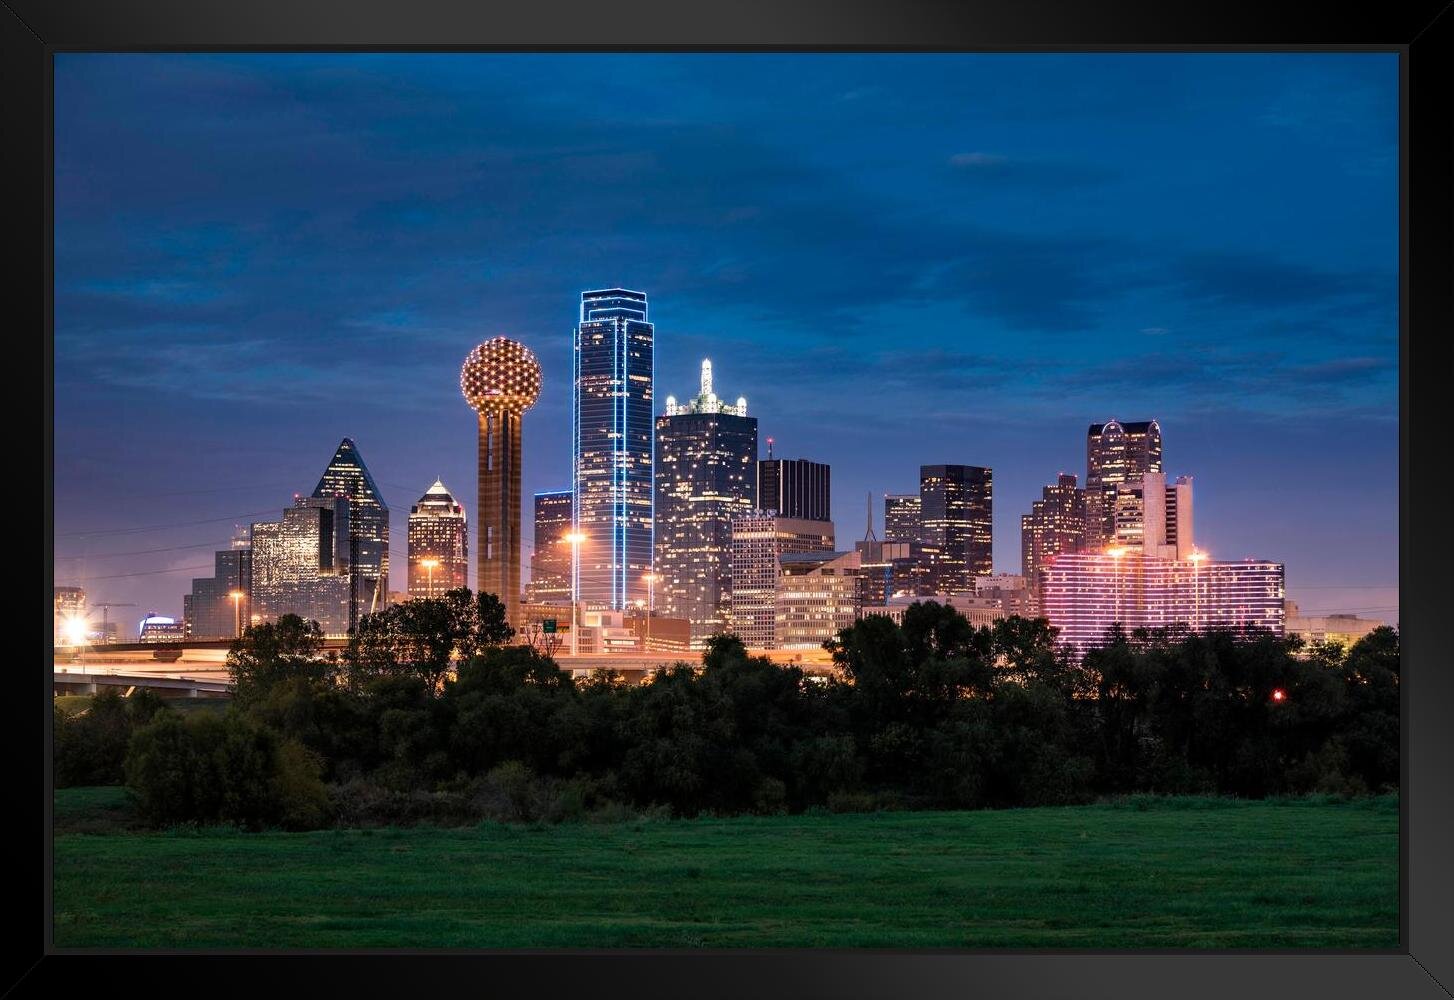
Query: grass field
[[53, 789, 1398, 949]]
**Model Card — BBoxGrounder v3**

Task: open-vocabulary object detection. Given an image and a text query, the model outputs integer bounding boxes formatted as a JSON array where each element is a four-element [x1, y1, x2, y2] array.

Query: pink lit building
[[1038, 550, 1285, 655]]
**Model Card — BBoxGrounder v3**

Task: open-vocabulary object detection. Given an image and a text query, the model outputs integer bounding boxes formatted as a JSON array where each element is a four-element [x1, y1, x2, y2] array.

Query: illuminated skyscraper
[[1085, 419, 1163, 548], [462, 336, 543, 625], [919, 464, 993, 592], [573, 288, 654, 610], [757, 449, 831, 522], [311, 438, 390, 625], [184, 534, 252, 639], [250, 496, 353, 637], [884, 493, 921, 543], [407, 479, 468, 600], [655, 359, 758, 646], [1020, 473, 1086, 597], [776, 550, 862, 650], [526, 489, 573, 605]]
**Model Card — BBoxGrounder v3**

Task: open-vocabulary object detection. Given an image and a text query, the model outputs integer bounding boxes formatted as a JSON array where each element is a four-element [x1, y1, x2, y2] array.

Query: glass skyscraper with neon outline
[[573, 288, 654, 610]]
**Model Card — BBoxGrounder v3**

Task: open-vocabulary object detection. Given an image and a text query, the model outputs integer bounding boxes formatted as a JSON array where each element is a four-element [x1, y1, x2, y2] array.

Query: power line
[[55, 538, 234, 561], [57, 509, 278, 538], [69, 563, 216, 582]]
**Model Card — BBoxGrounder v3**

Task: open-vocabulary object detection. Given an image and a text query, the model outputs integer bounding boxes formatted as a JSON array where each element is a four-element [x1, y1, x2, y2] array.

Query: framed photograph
[[17, 1, 1452, 997]]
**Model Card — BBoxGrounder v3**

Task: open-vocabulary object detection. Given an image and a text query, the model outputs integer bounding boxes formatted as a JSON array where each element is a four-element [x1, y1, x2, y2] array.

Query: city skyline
[[52, 53, 1398, 624]]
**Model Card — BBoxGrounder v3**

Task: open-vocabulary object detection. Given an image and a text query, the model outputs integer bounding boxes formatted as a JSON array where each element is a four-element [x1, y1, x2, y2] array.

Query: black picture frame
[[13, 1, 1451, 996]]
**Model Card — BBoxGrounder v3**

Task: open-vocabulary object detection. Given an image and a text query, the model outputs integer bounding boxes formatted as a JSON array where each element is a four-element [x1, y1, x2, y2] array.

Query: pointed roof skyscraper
[[311, 437, 391, 624]]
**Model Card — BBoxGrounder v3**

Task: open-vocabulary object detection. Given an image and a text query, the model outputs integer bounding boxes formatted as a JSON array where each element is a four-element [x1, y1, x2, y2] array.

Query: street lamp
[[564, 531, 586, 656], [420, 557, 440, 599], [642, 571, 658, 651], [228, 590, 245, 639]]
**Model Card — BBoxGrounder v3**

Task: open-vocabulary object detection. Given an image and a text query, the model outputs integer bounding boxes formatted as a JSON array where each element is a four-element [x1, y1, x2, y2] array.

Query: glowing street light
[[420, 557, 440, 599], [642, 571, 658, 652], [1188, 550, 1208, 631], [1106, 546, 1129, 626], [1271, 688, 1287, 704], [61, 612, 89, 648], [228, 590, 245, 640], [564, 531, 586, 656]]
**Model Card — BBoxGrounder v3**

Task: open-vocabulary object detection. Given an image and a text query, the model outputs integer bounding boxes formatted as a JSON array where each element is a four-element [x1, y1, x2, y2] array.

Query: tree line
[[53, 588, 1400, 830]]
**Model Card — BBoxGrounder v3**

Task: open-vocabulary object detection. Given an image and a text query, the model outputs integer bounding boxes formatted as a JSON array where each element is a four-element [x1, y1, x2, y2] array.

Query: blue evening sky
[[52, 53, 1399, 624]]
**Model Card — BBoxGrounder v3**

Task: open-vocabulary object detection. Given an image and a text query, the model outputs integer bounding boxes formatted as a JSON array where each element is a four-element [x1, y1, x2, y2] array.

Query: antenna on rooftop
[[864, 492, 877, 543]]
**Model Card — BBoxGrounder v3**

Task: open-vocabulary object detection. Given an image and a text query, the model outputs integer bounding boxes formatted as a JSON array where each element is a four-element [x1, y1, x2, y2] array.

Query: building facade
[[249, 496, 353, 637], [1284, 601, 1386, 651], [311, 438, 390, 625], [884, 493, 921, 543], [573, 288, 654, 610], [526, 489, 573, 605], [407, 479, 468, 600], [183, 536, 252, 640], [1021, 473, 1086, 597], [919, 464, 993, 593], [729, 512, 835, 649], [757, 454, 831, 522], [776, 550, 862, 650], [1038, 551, 1285, 656], [54, 586, 86, 647], [1085, 419, 1163, 549], [655, 359, 758, 646]]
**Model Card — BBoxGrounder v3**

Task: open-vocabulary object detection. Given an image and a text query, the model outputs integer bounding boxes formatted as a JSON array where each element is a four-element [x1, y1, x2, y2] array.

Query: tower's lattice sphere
[[460, 337, 542, 414]]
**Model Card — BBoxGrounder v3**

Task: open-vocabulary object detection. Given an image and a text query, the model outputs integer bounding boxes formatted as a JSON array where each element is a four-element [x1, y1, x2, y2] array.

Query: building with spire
[[311, 437, 390, 625], [407, 479, 468, 600], [655, 358, 758, 646], [574, 288, 655, 610]]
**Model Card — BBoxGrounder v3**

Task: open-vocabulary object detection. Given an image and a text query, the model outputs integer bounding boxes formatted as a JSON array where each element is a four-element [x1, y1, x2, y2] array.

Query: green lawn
[[52, 790, 1398, 949]]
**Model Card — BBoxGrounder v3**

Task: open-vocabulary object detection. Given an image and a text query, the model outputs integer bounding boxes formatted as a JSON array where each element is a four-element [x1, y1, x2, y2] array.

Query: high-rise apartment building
[[526, 489, 574, 605], [407, 479, 468, 600], [1039, 551, 1284, 657], [757, 452, 831, 522], [1085, 419, 1163, 548], [884, 493, 921, 543], [311, 438, 390, 624], [250, 496, 353, 637], [1021, 473, 1086, 597], [728, 512, 835, 649], [183, 535, 252, 639], [574, 288, 654, 610], [919, 464, 993, 592], [655, 359, 758, 646]]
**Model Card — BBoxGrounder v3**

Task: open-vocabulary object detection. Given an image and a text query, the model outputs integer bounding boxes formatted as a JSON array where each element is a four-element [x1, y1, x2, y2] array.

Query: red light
[[1271, 688, 1287, 703]]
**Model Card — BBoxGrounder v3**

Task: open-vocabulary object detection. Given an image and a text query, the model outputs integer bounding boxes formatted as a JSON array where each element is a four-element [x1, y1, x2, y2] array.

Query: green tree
[[227, 615, 329, 705]]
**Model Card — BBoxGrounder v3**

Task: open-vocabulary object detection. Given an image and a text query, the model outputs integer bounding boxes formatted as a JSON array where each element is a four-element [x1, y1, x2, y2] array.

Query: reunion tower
[[461, 336, 542, 625]]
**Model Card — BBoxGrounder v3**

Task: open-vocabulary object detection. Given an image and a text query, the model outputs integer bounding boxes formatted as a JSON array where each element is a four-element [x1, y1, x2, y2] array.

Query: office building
[[776, 550, 862, 650], [462, 336, 543, 625], [1085, 419, 1163, 548], [884, 493, 921, 543], [919, 464, 993, 592], [1039, 551, 1285, 657], [729, 512, 835, 649], [757, 449, 831, 522], [311, 438, 390, 626], [655, 359, 758, 646], [855, 538, 933, 606], [526, 489, 573, 605], [183, 535, 253, 640], [137, 613, 185, 643], [250, 496, 354, 637], [1021, 473, 1086, 597], [1284, 601, 1385, 652], [407, 479, 468, 600], [574, 288, 654, 610]]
